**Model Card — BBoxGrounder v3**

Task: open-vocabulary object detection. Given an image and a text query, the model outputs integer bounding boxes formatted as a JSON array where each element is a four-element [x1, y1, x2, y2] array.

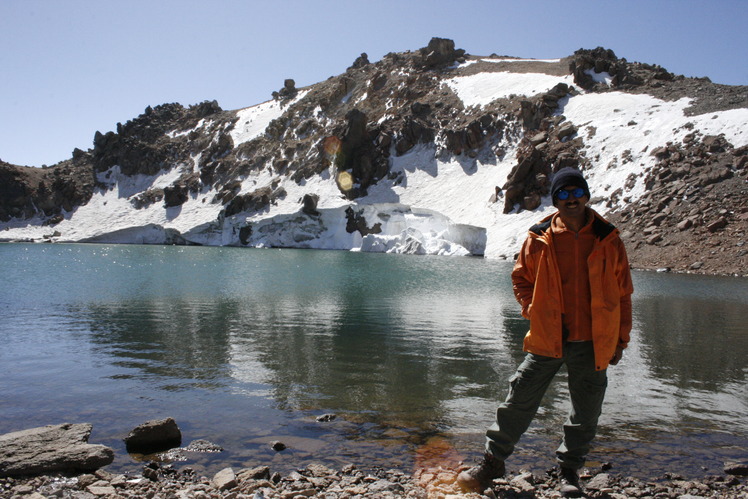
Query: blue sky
[[2, 0, 746, 167]]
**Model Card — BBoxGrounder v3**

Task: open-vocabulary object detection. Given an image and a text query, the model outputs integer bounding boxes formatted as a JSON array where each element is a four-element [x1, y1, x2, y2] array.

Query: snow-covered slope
[[2, 46, 746, 262]]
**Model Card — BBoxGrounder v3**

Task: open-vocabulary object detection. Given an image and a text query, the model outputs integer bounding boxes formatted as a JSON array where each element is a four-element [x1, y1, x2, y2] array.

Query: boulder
[[273, 79, 298, 100], [213, 467, 237, 491], [302, 193, 320, 216], [417, 37, 465, 68], [348, 52, 370, 71], [124, 418, 182, 454], [0, 423, 114, 477], [586, 473, 612, 491]]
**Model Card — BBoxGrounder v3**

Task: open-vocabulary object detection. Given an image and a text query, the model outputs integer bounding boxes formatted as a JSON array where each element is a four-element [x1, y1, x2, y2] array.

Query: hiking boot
[[456, 453, 505, 492], [559, 467, 582, 497]]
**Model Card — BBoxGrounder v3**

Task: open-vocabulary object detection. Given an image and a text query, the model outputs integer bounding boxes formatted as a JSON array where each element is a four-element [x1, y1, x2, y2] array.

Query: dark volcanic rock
[[0, 159, 96, 222], [417, 37, 466, 68], [124, 418, 182, 454]]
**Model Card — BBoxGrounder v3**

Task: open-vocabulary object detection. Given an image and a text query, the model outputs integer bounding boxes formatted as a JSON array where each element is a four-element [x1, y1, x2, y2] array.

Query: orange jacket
[[511, 209, 634, 370]]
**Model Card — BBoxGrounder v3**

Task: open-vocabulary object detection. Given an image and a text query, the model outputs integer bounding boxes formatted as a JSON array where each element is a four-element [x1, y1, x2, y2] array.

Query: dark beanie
[[551, 167, 590, 199]]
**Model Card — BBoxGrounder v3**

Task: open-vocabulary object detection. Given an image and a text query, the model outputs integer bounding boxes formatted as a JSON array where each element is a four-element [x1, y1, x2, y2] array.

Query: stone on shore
[[124, 417, 182, 454], [212, 467, 237, 491], [0, 423, 114, 477], [725, 460, 748, 476]]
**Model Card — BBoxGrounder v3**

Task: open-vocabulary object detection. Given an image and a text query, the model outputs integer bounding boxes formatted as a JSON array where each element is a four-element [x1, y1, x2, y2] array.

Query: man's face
[[555, 186, 589, 219]]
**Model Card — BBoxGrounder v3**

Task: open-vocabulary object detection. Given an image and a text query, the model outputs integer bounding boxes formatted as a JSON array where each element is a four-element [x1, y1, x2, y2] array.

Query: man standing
[[457, 167, 634, 497]]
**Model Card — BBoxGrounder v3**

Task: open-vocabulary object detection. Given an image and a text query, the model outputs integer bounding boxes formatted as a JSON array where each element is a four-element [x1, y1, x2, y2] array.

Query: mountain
[[1, 39, 746, 275]]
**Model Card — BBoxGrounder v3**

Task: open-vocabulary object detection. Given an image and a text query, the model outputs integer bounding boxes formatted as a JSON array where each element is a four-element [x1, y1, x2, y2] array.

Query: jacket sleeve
[[615, 238, 634, 348], [511, 236, 537, 319]]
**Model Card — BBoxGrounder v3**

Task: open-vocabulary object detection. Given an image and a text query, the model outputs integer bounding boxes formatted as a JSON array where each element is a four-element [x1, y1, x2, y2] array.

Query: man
[[457, 167, 634, 497]]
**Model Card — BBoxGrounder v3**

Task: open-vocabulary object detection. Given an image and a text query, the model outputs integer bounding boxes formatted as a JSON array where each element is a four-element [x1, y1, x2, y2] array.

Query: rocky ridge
[[1, 39, 746, 274]]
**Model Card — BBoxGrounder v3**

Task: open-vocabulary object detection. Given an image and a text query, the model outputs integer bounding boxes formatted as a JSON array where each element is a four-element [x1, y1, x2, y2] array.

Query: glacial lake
[[1, 243, 746, 479]]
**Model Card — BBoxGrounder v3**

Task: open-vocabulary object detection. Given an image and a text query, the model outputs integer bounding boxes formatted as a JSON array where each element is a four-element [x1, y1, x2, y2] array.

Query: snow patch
[[444, 72, 575, 108], [585, 69, 613, 86], [230, 90, 310, 146]]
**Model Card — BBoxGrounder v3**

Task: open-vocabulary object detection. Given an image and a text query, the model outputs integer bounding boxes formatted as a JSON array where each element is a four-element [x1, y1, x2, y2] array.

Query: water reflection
[[636, 295, 746, 389], [1, 244, 746, 478], [80, 299, 235, 389]]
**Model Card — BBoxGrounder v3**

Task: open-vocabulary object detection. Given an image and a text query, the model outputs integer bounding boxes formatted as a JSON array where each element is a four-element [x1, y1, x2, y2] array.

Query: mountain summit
[[1, 39, 746, 274]]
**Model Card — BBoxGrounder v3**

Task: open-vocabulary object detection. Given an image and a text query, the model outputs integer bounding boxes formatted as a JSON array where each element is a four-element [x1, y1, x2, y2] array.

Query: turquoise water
[[1, 243, 746, 478]]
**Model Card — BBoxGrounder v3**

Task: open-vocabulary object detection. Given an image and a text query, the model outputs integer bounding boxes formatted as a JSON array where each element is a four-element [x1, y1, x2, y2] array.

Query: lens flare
[[337, 171, 354, 191], [412, 436, 466, 497], [323, 136, 342, 156]]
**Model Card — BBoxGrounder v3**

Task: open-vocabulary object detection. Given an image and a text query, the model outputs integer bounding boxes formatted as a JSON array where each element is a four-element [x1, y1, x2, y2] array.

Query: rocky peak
[[416, 37, 467, 69]]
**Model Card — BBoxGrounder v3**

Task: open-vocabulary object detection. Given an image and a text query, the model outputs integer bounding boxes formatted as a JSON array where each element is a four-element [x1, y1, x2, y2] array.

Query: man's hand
[[610, 345, 624, 366]]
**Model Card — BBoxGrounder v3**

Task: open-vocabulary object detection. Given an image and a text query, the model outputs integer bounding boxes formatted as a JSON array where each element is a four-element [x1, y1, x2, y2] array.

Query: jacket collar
[[529, 208, 617, 242]]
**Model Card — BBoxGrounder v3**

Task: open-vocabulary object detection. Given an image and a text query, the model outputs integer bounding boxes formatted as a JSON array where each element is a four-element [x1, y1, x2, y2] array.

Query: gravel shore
[[2, 460, 746, 498]]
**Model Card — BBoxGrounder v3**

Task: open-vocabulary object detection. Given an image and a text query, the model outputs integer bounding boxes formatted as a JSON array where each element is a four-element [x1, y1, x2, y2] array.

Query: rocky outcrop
[[569, 47, 674, 90], [0, 159, 96, 222], [347, 53, 370, 71], [223, 186, 287, 217], [0, 423, 114, 477], [93, 102, 226, 176], [272, 79, 298, 100], [502, 117, 584, 213], [518, 83, 573, 130], [606, 133, 747, 274], [333, 109, 390, 198], [416, 37, 466, 69]]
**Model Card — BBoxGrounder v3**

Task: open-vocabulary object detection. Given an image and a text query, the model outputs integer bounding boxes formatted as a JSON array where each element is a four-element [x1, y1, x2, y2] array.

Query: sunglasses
[[555, 187, 586, 200]]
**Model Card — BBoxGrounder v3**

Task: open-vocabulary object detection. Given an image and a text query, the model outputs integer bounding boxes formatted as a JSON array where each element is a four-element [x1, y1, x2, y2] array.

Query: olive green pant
[[485, 341, 608, 470]]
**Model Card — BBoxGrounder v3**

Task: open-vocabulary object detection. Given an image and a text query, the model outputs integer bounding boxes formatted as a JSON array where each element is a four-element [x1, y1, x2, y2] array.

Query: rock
[[510, 471, 535, 492], [706, 217, 728, 232], [0, 423, 114, 477], [348, 52, 370, 71], [316, 413, 336, 422], [652, 213, 668, 225], [124, 418, 182, 454], [270, 441, 286, 451], [523, 192, 542, 211], [213, 467, 237, 491], [586, 473, 612, 490], [88, 485, 117, 496], [647, 233, 662, 244], [677, 219, 693, 231], [273, 79, 298, 100], [417, 37, 465, 68], [366, 479, 404, 494], [237, 466, 271, 481], [690, 261, 704, 270], [302, 193, 320, 216], [556, 122, 577, 140], [724, 461, 748, 476], [529, 132, 548, 146]]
